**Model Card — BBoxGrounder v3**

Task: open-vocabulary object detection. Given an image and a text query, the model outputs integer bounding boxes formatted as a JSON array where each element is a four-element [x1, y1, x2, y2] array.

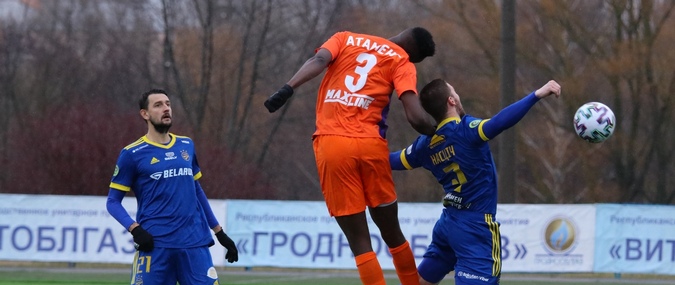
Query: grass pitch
[[0, 266, 674, 285]]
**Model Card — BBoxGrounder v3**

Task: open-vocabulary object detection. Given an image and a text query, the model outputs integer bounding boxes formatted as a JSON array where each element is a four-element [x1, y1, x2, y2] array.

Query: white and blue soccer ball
[[573, 102, 616, 143]]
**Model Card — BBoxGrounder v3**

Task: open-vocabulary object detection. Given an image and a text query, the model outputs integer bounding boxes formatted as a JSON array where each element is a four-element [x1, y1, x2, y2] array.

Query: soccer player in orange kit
[[264, 28, 436, 285]]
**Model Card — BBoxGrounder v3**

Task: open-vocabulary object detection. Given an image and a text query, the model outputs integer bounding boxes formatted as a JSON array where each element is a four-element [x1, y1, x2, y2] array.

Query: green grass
[[0, 270, 128, 285], [0, 269, 394, 285], [0, 269, 674, 285]]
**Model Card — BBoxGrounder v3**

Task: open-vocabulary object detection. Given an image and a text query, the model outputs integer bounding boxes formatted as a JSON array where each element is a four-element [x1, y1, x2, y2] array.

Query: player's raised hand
[[264, 84, 294, 113], [131, 226, 154, 252], [534, 80, 561, 99], [215, 229, 239, 263]]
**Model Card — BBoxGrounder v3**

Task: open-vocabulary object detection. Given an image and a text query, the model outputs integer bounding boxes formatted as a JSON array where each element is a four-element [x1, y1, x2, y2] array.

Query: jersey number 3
[[344, 53, 377, 93], [443, 162, 468, 193]]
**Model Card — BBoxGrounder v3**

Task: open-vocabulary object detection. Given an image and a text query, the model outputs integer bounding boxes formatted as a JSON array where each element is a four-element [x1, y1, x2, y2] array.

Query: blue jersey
[[392, 115, 498, 214], [110, 134, 213, 248], [390, 92, 542, 284]]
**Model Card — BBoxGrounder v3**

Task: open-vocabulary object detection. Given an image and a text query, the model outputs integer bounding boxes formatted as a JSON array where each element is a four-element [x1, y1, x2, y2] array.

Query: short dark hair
[[419, 78, 449, 122], [412, 27, 435, 58], [139, 89, 168, 110]]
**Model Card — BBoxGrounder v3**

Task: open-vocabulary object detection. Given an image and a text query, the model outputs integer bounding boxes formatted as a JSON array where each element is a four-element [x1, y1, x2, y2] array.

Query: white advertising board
[[594, 204, 675, 275], [226, 201, 596, 272], [497, 204, 596, 272], [0, 195, 601, 273], [0, 194, 227, 266]]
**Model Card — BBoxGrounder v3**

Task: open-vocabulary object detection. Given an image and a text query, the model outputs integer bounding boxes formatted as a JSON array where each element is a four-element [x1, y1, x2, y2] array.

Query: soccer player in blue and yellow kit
[[390, 79, 561, 285], [106, 89, 238, 285]]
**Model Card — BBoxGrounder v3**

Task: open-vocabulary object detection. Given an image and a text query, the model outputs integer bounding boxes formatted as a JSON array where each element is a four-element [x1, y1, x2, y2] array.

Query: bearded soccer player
[[106, 89, 238, 285], [264, 28, 436, 285], [390, 79, 561, 284]]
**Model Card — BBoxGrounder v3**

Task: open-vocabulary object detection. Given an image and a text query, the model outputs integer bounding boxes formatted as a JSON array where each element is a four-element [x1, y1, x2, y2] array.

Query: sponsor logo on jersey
[[150, 157, 160, 164], [165, 152, 177, 160], [131, 144, 149, 153], [149, 167, 194, 180], [324, 89, 374, 109], [150, 172, 162, 180], [181, 150, 190, 161], [456, 271, 490, 282], [429, 134, 446, 149], [469, 120, 481, 128], [442, 192, 470, 209]]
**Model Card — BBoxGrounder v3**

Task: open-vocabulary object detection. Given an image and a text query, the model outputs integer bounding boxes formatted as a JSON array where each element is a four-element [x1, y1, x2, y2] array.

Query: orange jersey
[[314, 31, 418, 139]]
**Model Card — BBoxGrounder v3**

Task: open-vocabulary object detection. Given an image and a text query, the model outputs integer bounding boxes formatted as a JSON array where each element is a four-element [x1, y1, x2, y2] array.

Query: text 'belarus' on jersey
[[109, 134, 213, 248], [314, 31, 419, 139]]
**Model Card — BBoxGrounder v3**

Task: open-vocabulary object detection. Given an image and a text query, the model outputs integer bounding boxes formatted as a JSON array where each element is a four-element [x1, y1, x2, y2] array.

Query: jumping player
[[390, 79, 561, 284], [264, 28, 437, 285], [106, 89, 238, 285]]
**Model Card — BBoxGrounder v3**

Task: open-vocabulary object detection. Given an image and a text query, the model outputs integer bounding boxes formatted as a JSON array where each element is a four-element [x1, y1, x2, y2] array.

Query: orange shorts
[[313, 135, 397, 217]]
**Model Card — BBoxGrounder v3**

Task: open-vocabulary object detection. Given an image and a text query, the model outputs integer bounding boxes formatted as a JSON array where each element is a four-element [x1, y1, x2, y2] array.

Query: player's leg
[[368, 202, 406, 247], [369, 203, 419, 285], [335, 212, 386, 285], [130, 248, 175, 285], [449, 211, 501, 285], [175, 246, 219, 285], [418, 213, 457, 285], [418, 254, 455, 285], [335, 211, 374, 255], [314, 135, 386, 285], [361, 137, 418, 285]]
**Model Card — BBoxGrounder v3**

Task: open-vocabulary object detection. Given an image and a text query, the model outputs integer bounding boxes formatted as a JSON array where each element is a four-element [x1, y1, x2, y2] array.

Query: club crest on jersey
[[469, 120, 481, 128], [181, 150, 190, 161]]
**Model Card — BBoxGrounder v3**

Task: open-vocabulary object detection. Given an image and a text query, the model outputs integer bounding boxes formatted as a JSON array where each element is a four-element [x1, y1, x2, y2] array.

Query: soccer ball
[[573, 102, 616, 143]]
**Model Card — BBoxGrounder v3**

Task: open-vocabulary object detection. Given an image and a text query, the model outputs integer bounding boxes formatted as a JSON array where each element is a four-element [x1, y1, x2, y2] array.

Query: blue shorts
[[130, 247, 218, 285], [418, 207, 502, 285]]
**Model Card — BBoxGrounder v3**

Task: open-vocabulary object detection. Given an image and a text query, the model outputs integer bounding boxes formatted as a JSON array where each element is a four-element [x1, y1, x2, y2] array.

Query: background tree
[[0, 0, 673, 205]]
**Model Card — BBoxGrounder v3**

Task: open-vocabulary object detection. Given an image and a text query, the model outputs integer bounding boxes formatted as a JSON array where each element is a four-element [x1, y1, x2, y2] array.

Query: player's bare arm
[[287, 48, 333, 89], [265, 49, 333, 113], [400, 91, 436, 135]]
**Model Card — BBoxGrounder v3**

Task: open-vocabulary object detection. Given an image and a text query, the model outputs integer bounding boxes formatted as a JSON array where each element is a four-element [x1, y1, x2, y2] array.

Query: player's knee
[[380, 231, 406, 248]]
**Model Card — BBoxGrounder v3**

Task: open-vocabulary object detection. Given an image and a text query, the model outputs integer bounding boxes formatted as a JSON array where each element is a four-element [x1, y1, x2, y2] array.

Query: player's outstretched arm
[[389, 150, 408, 170], [400, 91, 436, 135], [389, 136, 426, 171], [482, 80, 561, 139], [287, 48, 332, 89], [264, 48, 332, 113]]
